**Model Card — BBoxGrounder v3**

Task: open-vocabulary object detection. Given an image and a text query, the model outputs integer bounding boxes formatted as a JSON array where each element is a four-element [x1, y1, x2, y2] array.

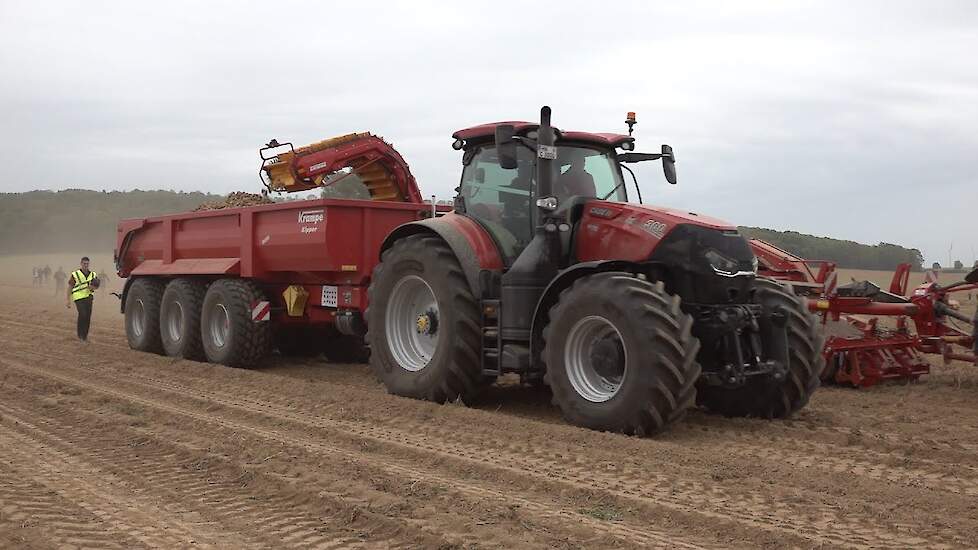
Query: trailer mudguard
[[380, 214, 503, 298]]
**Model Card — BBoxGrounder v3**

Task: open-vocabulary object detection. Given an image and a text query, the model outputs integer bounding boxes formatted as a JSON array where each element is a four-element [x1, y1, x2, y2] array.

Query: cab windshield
[[459, 143, 626, 264]]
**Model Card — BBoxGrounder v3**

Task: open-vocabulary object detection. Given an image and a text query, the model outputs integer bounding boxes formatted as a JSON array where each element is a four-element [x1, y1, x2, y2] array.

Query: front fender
[[381, 214, 503, 298]]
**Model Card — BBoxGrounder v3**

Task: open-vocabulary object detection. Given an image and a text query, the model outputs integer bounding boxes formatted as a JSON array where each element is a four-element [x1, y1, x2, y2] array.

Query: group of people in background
[[32, 263, 110, 296]]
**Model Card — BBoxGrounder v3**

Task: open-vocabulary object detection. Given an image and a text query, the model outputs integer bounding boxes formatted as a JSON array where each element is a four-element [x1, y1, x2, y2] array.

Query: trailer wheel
[[542, 273, 701, 436], [366, 234, 483, 402], [697, 278, 824, 418], [160, 278, 206, 360], [125, 277, 165, 353], [201, 279, 271, 368]]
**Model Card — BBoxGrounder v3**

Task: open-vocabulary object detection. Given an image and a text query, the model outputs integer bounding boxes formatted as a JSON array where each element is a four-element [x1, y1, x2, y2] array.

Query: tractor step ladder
[[481, 299, 501, 377]]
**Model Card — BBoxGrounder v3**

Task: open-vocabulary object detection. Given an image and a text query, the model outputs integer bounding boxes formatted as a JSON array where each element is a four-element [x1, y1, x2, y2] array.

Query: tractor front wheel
[[366, 234, 483, 403], [542, 273, 701, 436]]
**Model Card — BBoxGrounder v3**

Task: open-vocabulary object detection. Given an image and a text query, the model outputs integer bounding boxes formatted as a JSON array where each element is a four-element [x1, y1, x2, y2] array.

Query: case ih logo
[[297, 210, 325, 224], [641, 219, 668, 238]]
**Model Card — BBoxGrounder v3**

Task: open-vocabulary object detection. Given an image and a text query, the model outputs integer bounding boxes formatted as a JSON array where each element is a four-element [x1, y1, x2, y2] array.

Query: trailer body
[[116, 197, 438, 327]]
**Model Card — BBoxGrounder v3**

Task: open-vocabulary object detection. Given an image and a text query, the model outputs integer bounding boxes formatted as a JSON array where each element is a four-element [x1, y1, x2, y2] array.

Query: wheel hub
[[589, 337, 624, 381], [564, 315, 628, 403], [386, 275, 439, 372], [415, 309, 438, 336]]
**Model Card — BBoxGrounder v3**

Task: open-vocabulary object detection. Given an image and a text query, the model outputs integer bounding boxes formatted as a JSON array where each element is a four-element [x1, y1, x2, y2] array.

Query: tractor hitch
[[693, 304, 789, 387]]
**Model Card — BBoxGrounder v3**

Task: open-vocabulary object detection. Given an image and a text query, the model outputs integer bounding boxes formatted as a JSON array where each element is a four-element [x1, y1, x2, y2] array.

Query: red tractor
[[366, 107, 823, 434]]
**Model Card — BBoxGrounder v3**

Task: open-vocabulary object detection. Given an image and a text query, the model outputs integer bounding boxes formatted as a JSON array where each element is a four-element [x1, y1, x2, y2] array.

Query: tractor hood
[[627, 203, 736, 231], [575, 200, 745, 265]]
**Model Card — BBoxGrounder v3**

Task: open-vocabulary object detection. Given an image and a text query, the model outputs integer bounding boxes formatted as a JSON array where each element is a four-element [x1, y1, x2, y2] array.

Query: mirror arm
[[619, 152, 667, 163]]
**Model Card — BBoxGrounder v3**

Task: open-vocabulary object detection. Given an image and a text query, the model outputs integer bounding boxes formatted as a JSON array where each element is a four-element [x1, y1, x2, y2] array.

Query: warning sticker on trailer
[[251, 301, 270, 322], [321, 285, 338, 308]]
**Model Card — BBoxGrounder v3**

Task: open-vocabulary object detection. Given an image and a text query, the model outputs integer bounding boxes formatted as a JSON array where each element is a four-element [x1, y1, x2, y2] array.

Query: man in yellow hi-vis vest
[[65, 256, 100, 342]]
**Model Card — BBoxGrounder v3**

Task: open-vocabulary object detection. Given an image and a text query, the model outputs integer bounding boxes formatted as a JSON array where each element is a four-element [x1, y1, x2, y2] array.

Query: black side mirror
[[495, 124, 518, 169], [661, 144, 677, 185], [966, 267, 978, 284]]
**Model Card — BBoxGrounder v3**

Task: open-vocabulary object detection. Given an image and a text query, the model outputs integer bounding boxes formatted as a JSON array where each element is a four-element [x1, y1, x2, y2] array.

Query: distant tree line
[[0, 189, 222, 256], [739, 226, 925, 271]]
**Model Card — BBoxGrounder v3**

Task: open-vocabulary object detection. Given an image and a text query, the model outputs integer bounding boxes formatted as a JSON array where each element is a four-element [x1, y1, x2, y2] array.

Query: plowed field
[[2, 282, 977, 549]]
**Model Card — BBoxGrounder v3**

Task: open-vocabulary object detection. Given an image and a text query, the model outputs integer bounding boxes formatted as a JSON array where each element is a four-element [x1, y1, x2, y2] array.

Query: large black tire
[[274, 325, 323, 357], [200, 279, 272, 368], [160, 278, 206, 360], [542, 273, 701, 436], [697, 278, 824, 418], [125, 277, 165, 354], [366, 234, 483, 402]]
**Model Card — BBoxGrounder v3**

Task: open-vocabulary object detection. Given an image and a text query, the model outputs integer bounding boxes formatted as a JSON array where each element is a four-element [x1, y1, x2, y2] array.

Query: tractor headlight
[[704, 249, 743, 276]]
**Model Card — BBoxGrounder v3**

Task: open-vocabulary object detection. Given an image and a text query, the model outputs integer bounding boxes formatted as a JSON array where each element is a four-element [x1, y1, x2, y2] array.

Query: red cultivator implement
[[750, 239, 978, 387]]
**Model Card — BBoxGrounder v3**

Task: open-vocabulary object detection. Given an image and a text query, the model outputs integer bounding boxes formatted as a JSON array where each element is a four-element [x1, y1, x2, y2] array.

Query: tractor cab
[[453, 128, 628, 264]]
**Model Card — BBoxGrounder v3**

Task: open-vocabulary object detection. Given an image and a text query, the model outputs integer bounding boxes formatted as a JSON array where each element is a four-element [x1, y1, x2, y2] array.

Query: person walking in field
[[65, 256, 100, 342], [53, 266, 67, 297]]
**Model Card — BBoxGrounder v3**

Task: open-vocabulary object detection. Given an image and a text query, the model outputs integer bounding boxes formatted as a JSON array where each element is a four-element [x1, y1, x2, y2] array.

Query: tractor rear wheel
[[542, 273, 701, 436], [200, 279, 272, 367], [366, 234, 483, 403], [160, 278, 206, 360], [697, 278, 824, 418], [125, 277, 165, 354]]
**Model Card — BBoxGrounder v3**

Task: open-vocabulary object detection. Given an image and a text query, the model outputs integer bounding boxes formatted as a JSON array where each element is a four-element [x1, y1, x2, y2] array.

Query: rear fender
[[529, 260, 643, 365], [380, 214, 503, 297]]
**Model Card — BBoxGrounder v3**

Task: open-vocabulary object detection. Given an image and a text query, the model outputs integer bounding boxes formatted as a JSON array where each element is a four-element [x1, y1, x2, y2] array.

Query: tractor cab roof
[[452, 122, 634, 149]]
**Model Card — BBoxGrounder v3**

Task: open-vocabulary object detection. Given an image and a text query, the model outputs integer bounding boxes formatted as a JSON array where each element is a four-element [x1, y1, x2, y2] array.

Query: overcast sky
[[1, 1, 976, 264]]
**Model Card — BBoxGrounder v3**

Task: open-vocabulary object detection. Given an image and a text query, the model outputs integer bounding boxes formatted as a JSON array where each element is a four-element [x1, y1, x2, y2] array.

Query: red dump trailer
[[115, 133, 445, 365], [116, 197, 441, 364]]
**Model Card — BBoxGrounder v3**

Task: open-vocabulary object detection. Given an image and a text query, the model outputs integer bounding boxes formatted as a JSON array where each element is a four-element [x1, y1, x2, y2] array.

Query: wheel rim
[[166, 300, 184, 343], [131, 299, 146, 337], [385, 274, 439, 372], [564, 315, 627, 403], [210, 303, 231, 348]]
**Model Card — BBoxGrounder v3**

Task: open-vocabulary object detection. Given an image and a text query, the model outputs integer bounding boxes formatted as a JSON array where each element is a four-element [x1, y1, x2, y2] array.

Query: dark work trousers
[[74, 296, 93, 341]]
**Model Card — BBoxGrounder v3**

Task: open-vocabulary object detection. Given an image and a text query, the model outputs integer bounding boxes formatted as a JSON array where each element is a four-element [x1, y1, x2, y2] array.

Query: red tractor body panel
[[575, 200, 735, 262], [435, 213, 505, 270], [453, 122, 634, 148]]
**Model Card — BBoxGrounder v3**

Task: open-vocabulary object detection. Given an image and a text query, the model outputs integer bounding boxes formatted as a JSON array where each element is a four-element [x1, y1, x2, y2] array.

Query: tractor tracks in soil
[[2, 295, 978, 548]]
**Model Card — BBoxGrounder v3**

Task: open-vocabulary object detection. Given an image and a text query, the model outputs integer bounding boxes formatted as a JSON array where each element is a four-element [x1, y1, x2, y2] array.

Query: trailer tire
[[542, 273, 701, 436], [697, 278, 824, 418], [160, 278, 206, 360], [201, 279, 271, 368], [125, 277, 165, 354], [366, 234, 483, 403]]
